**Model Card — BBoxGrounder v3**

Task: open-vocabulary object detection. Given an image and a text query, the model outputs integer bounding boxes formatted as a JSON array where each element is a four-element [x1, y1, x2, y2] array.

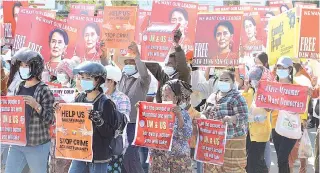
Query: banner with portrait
[[135, 9, 151, 45], [12, 7, 56, 54], [268, 0, 293, 14], [151, 0, 198, 53], [193, 12, 243, 67], [294, 2, 317, 17], [3, 0, 28, 45], [252, 6, 280, 17], [67, 14, 103, 63], [70, 3, 95, 16], [213, 5, 252, 12], [267, 8, 298, 66], [29, 16, 78, 76], [298, 8, 319, 60]]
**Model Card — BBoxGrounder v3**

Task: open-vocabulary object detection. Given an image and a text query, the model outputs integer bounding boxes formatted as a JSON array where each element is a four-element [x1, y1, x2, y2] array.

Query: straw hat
[[117, 53, 136, 67]]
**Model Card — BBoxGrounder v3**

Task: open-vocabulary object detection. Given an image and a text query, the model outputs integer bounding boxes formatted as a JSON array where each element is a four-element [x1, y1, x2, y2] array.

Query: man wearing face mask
[[146, 29, 190, 103], [5, 48, 54, 173], [117, 42, 151, 173]]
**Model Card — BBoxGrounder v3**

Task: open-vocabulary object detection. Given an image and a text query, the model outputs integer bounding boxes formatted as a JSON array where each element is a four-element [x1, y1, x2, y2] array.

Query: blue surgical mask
[[57, 73, 68, 84], [19, 67, 31, 80], [163, 66, 176, 76], [276, 69, 289, 79], [123, 65, 137, 76], [80, 80, 95, 91], [217, 81, 231, 93]]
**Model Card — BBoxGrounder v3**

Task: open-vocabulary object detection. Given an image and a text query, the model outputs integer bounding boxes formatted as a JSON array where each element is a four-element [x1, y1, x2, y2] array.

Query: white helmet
[[105, 65, 122, 83]]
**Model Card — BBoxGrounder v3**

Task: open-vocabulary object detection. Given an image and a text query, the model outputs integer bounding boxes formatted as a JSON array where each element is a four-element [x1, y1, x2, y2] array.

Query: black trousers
[[272, 129, 297, 173], [246, 132, 268, 173]]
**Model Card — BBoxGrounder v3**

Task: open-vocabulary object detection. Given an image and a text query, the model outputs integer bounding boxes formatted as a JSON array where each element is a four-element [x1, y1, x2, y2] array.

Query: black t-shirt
[[17, 83, 40, 141]]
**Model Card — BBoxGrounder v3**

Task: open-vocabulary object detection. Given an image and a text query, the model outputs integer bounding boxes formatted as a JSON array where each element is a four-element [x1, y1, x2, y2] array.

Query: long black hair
[[7, 61, 20, 88]]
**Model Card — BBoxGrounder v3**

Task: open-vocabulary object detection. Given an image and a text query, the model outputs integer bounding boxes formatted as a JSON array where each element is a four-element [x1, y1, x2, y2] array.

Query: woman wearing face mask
[[67, 61, 118, 173], [148, 79, 193, 173], [102, 65, 131, 173], [5, 48, 55, 173], [202, 69, 248, 173], [270, 57, 309, 173], [242, 66, 271, 173]]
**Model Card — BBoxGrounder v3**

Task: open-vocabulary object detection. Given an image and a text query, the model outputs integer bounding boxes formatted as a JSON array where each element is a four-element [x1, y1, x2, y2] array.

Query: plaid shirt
[[15, 81, 55, 146], [110, 89, 131, 121], [203, 89, 248, 139]]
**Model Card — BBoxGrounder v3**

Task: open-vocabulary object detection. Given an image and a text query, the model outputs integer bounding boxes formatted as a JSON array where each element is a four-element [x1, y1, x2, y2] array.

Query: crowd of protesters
[[1, 19, 320, 173]]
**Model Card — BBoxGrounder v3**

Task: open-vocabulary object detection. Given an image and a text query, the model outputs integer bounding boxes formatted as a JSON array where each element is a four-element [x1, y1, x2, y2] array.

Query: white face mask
[[217, 81, 232, 93], [163, 66, 176, 76], [19, 67, 31, 80], [57, 73, 69, 84]]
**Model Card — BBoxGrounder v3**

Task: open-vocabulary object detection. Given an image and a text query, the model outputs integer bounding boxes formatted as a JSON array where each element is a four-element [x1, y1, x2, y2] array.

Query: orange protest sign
[[102, 6, 137, 50], [50, 88, 76, 103], [133, 102, 175, 151], [0, 96, 26, 146], [195, 119, 227, 165], [55, 103, 93, 162], [298, 8, 320, 60], [255, 81, 309, 113], [46, 82, 62, 89]]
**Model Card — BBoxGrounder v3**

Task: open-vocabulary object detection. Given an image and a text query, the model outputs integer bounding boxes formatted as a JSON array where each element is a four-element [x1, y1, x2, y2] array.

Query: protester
[[102, 65, 131, 173], [148, 79, 193, 173], [5, 48, 54, 173], [202, 69, 248, 173], [1, 56, 8, 96], [270, 57, 307, 173], [117, 42, 151, 173], [68, 61, 118, 173], [146, 29, 190, 103], [242, 66, 271, 173]]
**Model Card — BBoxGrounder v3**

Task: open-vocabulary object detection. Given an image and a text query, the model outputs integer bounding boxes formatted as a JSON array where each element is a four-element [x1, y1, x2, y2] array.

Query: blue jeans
[[264, 141, 271, 169], [5, 141, 50, 173], [68, 160, 109, 173], [139, 147, 149, 173], [197, 161, 203, 173], [1, 144, 9, 165]]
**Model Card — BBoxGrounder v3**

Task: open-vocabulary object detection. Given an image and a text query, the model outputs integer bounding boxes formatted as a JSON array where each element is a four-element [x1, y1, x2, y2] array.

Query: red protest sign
[[0, 96, 26, 146], [97, 10, 104, 17], [255, 81, 309, 113], [298, 8, 320, 60], [67, 14, 103, 63], [151, 1, 198, 52], [198, 5, 210, 12], [133, 102, 175, 151], [46, 82, 62, 89], [3, 0, 28, 45], [193, 12, 243, 67], [241, 11, 265, 57], [294, 2, 317, 17], [135, 9, 151, 45], [13, 7, 56, 54], [70, 3, 95, 16], [30, 16, 78, 76], [268, 0, 293, 14], [194, 119, 227, 165], [141, 23, 179, 62], [252, 6, 280, 17], [213, 5, 252, 12]]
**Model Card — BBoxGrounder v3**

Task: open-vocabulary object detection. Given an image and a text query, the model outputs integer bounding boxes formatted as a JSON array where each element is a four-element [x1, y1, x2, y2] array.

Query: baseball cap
[[276, 56, 293, 68], [105, 65, 122, 83]]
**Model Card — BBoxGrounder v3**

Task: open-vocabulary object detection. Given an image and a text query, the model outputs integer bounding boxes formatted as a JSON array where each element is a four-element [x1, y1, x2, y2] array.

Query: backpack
[[97, 94, 128, 156]]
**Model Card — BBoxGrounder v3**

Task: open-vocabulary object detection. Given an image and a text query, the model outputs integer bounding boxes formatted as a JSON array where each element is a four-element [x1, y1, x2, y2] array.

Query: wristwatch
[[36, 104, 42, 112]]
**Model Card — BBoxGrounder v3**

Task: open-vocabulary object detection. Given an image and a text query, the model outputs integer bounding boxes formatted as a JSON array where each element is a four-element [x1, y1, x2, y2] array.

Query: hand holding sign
[[22, 96, 39, 110]]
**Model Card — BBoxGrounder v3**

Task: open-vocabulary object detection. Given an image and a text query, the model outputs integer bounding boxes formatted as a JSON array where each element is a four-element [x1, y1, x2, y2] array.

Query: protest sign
[[213, 5, 252, 12], [268, 0, 293, 14], [68, 14, 103, 62], [294, 2, 317, 17], [46, 82, 62, 88], [255, 81, 308, 113], [194, 119, 227, 165], [135, 9, 151, 45], [267, 8, 298, 66], [240, 0, 266, 6], [30, 16, 78, 76], [133, 102, 175, 151], [0, 96, 26, 146], [97, 9, 104, 17], [298, 8, 319, 60], [3, 0, 28, 45], [151, 1, 198, 52], [241, 11, 265, 57], [101, 6, 137, 54], [193, 12, 243, 67], [141, 23, 179, 62], [55, 103, 93, 162], [12, 7, 56, 54], [252, 6, 280, 17], [70, 3, 95, 16], [50, 88, 76, 103]]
